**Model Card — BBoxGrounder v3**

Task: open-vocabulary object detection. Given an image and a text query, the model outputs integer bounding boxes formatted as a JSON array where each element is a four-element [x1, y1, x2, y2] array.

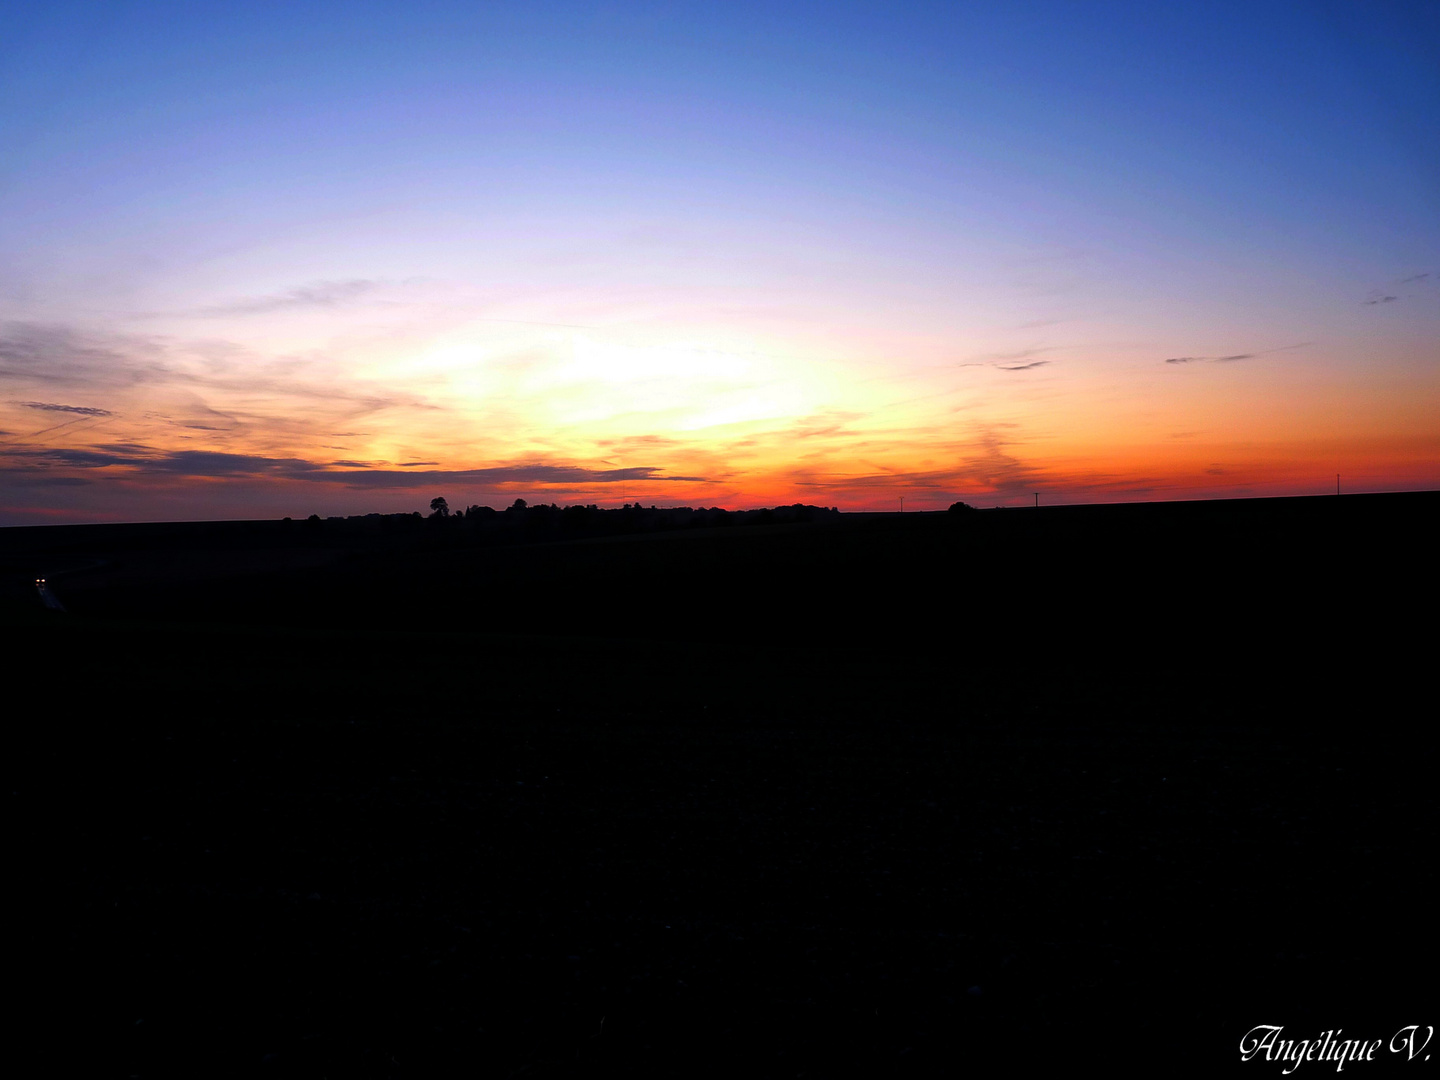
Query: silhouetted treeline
[[286, 500, 842, 546]]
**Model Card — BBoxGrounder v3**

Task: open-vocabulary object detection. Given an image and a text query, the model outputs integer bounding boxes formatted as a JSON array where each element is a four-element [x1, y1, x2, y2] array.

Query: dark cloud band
[[2, 443, 710, 489]]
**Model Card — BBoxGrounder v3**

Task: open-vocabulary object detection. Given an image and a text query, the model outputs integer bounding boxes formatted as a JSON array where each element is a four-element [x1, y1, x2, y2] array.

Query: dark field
[[5, 493, 1435, 1075]]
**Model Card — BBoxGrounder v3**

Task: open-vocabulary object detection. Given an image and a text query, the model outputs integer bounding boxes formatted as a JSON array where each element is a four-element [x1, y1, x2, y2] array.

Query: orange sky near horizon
[[3, 296, 1434, 523]]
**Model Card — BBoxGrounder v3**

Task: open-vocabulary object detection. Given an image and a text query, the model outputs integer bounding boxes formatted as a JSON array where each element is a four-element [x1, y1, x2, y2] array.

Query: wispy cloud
[[14, 400, 112, 416], [0, 323, 168, 387], [782, 426, 1047, 503], [960, 345, 1063, 372], [958, 429, 1044, 494], [198, 279, 380, 317], [772, 410, 868, 442], [1362, 272, 1432, 304], [986, 348, 1052, 362], [1164, 342, 1309, 364], [0, 321, 442, 442]]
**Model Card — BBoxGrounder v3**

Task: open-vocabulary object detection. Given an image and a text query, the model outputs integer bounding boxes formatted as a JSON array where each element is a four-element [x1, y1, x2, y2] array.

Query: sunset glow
[[2, 3, 1436, 523]]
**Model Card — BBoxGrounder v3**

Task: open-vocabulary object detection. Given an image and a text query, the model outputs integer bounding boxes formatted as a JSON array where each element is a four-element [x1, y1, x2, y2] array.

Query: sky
[[1, 0, 1436, 523]]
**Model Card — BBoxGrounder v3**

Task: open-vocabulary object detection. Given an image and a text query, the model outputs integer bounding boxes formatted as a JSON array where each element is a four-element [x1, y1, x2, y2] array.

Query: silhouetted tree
[[430, 497, 450, 518], [949, 501, 977, 513]]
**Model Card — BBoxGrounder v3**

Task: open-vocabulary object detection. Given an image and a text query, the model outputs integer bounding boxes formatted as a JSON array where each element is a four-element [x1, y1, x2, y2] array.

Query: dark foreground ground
[[4, 493, 1436, 1075]]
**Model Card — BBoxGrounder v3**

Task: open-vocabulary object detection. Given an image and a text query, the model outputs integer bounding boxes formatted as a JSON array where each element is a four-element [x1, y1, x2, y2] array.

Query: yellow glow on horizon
[[2, 295, 1434, 521]]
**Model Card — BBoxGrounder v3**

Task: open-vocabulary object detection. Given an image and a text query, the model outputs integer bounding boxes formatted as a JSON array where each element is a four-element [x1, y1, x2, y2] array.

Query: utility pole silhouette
[[1034, 492, 1039, 508], [899, 496, 904, 514]]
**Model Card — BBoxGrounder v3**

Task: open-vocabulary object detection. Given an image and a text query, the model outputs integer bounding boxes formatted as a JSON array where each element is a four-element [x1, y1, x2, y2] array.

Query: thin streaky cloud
[[25, 416, 106, 438], [0, 323, 167, 387], [1164, 343, 1310, 365], [964, 345, 1062, 364], [14, 401, 113, 416], [199, 280, 380, 317], [0, 322, 444, 424], [987, 347, 1056, 362], [959, 345, 1066, 372]]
